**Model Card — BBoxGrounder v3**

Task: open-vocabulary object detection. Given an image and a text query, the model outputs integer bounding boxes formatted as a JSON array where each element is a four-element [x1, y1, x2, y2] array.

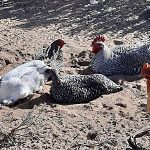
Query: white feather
[[2, 60, 47, 80]]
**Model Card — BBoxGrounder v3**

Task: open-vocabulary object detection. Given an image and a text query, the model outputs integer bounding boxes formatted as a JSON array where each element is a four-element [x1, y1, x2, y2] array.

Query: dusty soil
[[0, 0, 150, 149]]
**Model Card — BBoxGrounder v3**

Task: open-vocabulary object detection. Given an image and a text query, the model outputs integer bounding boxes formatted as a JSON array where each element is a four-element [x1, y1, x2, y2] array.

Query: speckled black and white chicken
[[91, 35, 150, 76], [48, 67, 123, 104]]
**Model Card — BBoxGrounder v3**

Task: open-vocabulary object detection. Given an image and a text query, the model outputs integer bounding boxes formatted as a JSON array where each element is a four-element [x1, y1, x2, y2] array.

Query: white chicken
[[0, 60, 51, 106]]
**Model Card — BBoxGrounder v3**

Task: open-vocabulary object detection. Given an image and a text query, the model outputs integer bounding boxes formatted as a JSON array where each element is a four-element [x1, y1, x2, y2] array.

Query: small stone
[[113, 40, 124, 45], [118, 110, 126, 117], [130, 117, 134, 120], [102, 103, 113, 110], [78, 60, 90, 66], [87, 130, 98, 140], [115, 103, 127, 108], [136, 84, 142, 90], [77, 51, 87, 58], [139, 103, 147, 107], [132, 84, 142, 90], [115, 130, 121, 133], [5, 59, 11, 65]]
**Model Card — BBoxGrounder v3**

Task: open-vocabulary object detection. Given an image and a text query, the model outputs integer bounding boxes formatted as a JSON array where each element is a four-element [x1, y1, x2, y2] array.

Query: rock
[[115, 103, 127, 108], [70, 51, 92, 67], [113, 40, 124, 45], [139, 103, 147, 107], [102, 103, 113, 110], [78, 60, 91, 66], [132, 84, 142, 90], [87, 130, 98, 140]]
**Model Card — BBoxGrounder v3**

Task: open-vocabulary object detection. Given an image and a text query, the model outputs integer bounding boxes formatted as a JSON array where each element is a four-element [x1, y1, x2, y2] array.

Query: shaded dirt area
[[0, 0, 150, 36]]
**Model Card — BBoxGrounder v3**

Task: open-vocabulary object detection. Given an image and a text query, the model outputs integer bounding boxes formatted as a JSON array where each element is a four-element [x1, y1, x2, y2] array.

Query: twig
[[128, 126, 150, 150], [0, 107, 42, 148]]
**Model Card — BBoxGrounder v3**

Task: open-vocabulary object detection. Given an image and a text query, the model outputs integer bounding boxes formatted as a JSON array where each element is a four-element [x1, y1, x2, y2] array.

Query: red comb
[[91, 35, 105, 46]]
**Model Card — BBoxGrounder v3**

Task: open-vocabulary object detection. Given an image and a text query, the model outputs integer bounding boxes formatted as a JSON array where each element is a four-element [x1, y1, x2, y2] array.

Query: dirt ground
[[0, 0, 150, 149]]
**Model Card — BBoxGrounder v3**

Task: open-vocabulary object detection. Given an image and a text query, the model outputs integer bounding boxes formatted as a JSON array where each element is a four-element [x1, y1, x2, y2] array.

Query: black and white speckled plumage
[[91, 42, 150, 76], [49, 69, 123, 104]]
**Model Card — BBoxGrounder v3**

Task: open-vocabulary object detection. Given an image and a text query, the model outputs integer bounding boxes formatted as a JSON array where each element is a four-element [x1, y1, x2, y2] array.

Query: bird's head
[[141, 63, 150, 80], [91, 35, 106, 54], [51, 39, 66, 49]]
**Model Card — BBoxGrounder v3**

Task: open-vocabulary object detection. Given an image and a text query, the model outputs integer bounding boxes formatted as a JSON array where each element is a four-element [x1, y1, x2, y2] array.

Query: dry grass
[[0, 106, 43, 149]]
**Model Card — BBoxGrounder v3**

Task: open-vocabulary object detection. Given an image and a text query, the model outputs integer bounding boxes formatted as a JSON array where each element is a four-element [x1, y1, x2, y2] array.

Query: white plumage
[[0, 60, 50, 106]]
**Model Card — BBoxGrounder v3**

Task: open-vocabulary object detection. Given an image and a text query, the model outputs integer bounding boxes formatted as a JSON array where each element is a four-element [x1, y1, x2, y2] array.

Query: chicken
[[34, 39, 66, 71], [0, 60, 51, 106], [90, 35, 150, 76], [46, 39, 66, 60], [141, 63, 150, 112], [48, 68, 123, 104]]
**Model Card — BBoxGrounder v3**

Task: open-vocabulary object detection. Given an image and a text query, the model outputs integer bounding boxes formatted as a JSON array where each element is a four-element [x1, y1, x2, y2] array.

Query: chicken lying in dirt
[[0, 60, 51, 106], [49, 68, 123, 104], [90, 35, 150, 76], [47, 51, 123, 104], [141, 63, 150, 112]]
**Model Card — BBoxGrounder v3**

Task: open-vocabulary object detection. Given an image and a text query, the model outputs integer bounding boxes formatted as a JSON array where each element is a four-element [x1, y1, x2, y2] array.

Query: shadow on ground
[[0, 0, 149, 36], [15, 93, 56, 109]]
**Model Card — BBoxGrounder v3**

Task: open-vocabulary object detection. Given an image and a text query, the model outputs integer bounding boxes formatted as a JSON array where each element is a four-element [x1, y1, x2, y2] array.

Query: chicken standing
[[91, 35, 150, 76]]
